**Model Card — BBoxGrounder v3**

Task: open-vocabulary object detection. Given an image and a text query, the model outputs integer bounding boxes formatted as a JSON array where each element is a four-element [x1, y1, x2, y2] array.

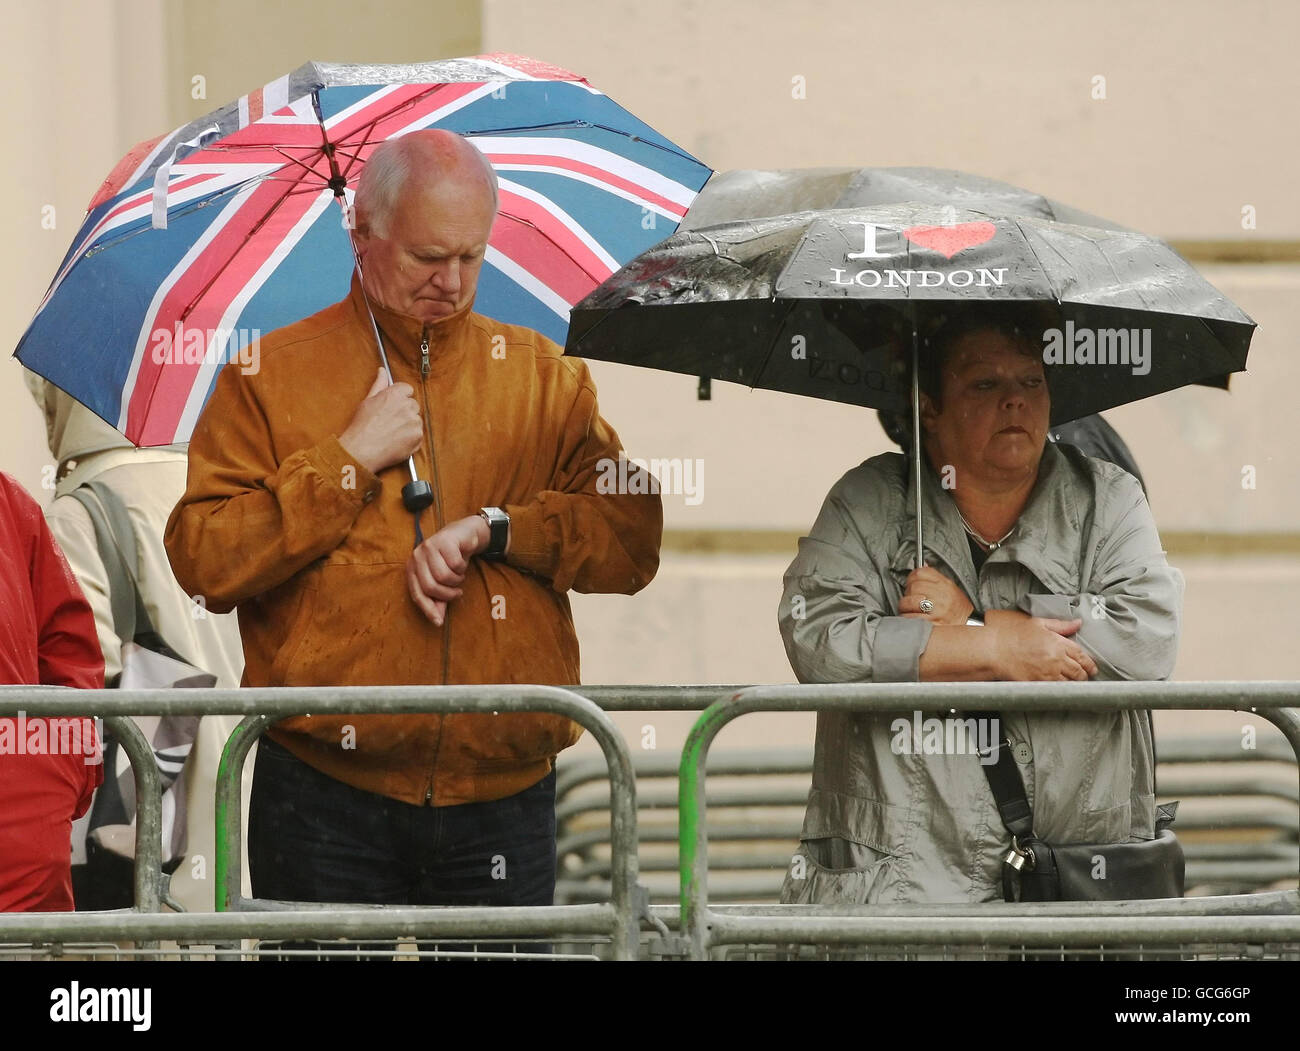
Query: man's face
[[921, 329, 1051, 481], [355, 176, 496, 323]]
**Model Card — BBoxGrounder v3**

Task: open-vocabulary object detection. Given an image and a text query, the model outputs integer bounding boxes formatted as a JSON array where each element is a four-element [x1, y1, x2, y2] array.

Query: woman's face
[[920, 329, 1050, 485]]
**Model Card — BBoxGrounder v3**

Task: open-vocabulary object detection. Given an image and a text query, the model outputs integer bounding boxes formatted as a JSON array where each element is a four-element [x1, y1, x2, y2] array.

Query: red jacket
[[0, 472, 104, 911]]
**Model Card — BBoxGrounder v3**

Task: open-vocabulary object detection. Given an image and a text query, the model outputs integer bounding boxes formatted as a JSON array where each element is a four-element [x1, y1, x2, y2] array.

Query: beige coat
[[778, 440, 1183, 904], [28, 374, 248, 912]]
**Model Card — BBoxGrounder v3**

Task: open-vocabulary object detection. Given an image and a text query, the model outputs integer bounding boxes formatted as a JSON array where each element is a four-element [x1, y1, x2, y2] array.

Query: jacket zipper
[[417, 324, 450, 805]]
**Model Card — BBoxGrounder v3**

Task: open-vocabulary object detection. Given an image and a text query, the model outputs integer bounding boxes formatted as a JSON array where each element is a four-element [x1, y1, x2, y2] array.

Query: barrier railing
[[676, 681, 1300, 960], [0, 685, 645, 960], [4, 681, 1300, 961]]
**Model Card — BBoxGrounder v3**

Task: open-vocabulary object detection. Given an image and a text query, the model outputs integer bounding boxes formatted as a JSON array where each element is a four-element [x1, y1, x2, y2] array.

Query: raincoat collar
[[55, 448, 188, 498], [889, 440, 1087, 597], [346, 272, 476, 376]]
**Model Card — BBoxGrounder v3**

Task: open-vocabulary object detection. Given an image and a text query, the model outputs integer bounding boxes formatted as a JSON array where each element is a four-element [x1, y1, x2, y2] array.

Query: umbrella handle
[[343, 217, 436, 519]]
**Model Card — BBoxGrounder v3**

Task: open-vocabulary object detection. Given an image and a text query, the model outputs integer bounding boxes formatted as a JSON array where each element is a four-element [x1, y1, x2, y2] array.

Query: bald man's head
[[355, 130, 498, 239], [351, 131, 499, 322]]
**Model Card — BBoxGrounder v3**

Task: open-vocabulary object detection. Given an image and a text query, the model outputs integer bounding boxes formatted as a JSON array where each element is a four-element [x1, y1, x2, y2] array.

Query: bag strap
[[67, 482, 157, 642], [969, 709, 1034, 841], [969, 708, 1040, 901]]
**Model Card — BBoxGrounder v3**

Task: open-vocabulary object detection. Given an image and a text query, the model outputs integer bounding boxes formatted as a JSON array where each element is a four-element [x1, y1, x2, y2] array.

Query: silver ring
[[918, 598, 935, 615]]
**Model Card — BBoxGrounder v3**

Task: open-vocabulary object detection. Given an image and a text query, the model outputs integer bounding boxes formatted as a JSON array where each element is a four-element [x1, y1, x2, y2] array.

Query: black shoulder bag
[[971, 709, 1184, 902]]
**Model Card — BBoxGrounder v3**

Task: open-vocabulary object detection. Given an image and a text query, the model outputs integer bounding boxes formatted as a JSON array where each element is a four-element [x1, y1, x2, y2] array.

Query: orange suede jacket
[[164, 276, 662, 805]]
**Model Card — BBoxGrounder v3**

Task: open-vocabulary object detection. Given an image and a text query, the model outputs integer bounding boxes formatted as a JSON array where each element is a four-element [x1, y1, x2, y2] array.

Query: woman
[[778, 307, 1184, 904], [0, 471, 104, 911]]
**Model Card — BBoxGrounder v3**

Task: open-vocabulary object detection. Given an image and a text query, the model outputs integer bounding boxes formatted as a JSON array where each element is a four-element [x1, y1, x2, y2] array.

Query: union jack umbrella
[[15, 54, 711, 446]]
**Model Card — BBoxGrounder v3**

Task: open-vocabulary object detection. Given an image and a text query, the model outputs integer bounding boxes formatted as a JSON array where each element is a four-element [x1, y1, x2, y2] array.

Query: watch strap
[[479, 507, 509, 561]]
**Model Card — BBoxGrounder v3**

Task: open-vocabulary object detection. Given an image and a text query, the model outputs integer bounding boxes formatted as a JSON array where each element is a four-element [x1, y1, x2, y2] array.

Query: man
[[164, 130, 662, 911], [0, 471, 104, 911]]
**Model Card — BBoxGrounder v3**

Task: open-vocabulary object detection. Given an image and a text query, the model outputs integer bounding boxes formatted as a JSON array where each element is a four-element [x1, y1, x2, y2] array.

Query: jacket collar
[[888, 440, 1087, 595], [55, 447, 188, 498], [346, 272, 476, 376]]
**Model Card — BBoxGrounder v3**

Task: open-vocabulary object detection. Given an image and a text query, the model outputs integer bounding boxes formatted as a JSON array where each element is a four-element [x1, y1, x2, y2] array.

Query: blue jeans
[[248, 736, 557, 957]]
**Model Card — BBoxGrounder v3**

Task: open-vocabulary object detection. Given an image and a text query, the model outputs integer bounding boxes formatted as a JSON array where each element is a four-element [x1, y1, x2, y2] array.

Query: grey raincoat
[[778, 440, 1184, 904]]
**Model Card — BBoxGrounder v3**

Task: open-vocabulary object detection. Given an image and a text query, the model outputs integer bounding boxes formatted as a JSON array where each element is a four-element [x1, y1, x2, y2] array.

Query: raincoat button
[[362, 490, 376, 504], [1012, 740, 1033, 765]]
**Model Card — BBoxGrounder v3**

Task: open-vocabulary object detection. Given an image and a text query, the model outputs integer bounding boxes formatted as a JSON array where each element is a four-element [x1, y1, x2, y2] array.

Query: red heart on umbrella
[[902, 221, 996, 259]]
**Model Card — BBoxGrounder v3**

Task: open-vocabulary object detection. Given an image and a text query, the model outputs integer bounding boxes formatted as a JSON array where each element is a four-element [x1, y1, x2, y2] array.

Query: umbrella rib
[[86, 171, 306, 255], [85, 184, 262, 253], [751, 298, 801, 394], [334, 116, 387, 185], [263, 145, 329, 182], [495, 209, 604, 284], [184, 145, 328, 191], [1010, 215, 1066, 307], [175, 181, 301, 323]]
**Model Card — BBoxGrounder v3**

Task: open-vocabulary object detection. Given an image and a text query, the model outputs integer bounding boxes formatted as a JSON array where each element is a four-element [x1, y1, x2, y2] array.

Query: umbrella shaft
[[912, 330, 923, 571]]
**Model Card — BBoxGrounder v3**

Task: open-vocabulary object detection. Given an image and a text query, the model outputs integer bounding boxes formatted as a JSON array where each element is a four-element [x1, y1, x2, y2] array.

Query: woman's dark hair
[[877, 302, 1056, 451]]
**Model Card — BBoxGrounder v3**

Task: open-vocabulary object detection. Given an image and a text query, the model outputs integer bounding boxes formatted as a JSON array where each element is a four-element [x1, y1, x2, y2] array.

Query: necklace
[[955, 506, 1017, 551]]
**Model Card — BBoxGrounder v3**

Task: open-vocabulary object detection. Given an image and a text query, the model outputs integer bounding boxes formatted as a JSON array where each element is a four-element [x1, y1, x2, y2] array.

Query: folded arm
[[1014, 475, 1184, 681], [779, 471, 1107, 684], [780, 480, 937, 683]]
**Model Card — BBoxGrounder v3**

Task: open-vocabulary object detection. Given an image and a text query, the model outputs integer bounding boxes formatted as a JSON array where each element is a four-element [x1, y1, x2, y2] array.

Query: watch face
[[481, 507, 508, 557]]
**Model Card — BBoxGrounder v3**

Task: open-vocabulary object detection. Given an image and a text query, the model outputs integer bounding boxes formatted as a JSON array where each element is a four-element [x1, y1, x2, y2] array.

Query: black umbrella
[[567, 176, 1255, 565], [679, 166, 1233, 392], [681, 166, 1131, 233]]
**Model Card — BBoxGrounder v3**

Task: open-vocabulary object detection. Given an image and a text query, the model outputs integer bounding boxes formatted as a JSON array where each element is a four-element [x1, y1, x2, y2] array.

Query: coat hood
[[25, 371, 188, 495], [25, 370, 132, 463]]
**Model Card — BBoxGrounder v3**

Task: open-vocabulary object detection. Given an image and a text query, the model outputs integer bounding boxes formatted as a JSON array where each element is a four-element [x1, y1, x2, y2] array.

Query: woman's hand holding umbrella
[[899, 565, 974, 625]]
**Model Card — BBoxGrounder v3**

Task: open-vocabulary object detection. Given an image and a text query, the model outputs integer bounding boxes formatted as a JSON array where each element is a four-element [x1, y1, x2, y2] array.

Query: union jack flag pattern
[[17, 54, 711, 446]]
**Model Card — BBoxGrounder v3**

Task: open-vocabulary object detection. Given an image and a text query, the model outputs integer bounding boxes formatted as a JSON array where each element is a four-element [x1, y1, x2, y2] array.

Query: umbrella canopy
[[680, 165, 1128, 232], [16, 53, 711, 446], [569, 167, 1256, 570], [567, 200, 1254, 426]]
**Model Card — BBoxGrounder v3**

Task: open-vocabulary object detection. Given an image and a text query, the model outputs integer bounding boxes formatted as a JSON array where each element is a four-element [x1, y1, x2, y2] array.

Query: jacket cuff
[[872, 615, 934, 682], [501, 501, 552, 577], [304, 436, 381, 510]]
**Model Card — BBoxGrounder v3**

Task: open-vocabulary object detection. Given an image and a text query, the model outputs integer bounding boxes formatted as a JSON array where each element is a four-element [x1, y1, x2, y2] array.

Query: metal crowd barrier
[[4, 681, 1300, 961], [0, 685, 645, 960], [554, 738, 1300, 904], [674, 681, 1300, 961]]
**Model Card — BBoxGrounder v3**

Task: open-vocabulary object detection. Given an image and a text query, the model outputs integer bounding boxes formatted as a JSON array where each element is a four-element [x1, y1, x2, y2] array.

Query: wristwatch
[[965, 611, 985, 627], [478, 506, 509, 561]]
